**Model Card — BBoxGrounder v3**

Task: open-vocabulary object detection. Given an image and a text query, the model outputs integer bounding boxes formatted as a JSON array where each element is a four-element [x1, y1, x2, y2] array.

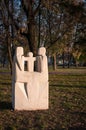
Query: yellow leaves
[[73, 50, 82, 60]]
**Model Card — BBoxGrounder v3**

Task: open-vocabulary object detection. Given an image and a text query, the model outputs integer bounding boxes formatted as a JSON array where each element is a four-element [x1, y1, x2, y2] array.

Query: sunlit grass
[[49, 75, 86, 87]]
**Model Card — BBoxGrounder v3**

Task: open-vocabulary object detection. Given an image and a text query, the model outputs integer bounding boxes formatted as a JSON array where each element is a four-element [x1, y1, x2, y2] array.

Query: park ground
[[0, 67, 86, 130]]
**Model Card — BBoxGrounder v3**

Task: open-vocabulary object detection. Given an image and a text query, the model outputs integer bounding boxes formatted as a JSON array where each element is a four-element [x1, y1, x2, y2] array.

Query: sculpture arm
[[24, 57, 36, 61]]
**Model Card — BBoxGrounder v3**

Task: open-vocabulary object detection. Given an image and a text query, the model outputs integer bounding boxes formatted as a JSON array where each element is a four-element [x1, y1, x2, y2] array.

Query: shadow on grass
[[0, 82, 11, 86], [0, 101, 12, 110], [1, 125, 86, 130], [71, 111, 86, 116], [68, 127, 86, 130], [50, 84, 86, 88]]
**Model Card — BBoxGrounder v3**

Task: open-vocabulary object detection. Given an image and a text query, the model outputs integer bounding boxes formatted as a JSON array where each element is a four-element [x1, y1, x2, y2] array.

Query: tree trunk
[[26, 0, 37, 56], [53, 53, 57, 70], [76, 60, 79, 68], [27, 21, 37, 56], [38, 0, 41, 48], [62, 51, 65, 68], [8, 0, 12, 74], [67, 52, 70, 68], [7, 38, 12, 74], [2, 57, 6, 67], [47, 10, 52, 47]]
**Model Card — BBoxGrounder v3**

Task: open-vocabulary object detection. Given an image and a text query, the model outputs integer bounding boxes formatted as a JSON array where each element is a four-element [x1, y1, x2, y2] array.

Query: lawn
[[0, 67, 86, 130]]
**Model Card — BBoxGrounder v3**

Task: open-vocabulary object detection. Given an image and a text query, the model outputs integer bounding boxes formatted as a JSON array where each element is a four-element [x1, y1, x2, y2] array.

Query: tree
[[0, 0, 13, 70], [0, 0, 85, 71]]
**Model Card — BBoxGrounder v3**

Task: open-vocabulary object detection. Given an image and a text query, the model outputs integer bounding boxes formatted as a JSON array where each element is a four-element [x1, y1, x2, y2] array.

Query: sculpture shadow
[[0, 101, 12, 110], [0, 82, 11, 86], [68, 127, 86, 130]]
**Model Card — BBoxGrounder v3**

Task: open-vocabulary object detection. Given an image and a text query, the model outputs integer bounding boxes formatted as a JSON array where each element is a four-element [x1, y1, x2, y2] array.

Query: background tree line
[[0, 0, 86, 71]]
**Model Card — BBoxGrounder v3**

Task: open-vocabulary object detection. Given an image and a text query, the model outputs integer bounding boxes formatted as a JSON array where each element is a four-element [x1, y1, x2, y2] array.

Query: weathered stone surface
[[12, 47, 49, 110]]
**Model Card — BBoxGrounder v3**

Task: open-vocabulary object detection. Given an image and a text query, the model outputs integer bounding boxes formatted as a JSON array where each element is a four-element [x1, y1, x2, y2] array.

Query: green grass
[[49, 75, 86, 87], [0, 67, 86, 130]]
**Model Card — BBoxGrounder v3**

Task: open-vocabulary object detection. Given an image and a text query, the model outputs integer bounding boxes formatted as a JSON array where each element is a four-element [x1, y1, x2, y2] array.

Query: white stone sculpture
[[12, 47, 49, 110]]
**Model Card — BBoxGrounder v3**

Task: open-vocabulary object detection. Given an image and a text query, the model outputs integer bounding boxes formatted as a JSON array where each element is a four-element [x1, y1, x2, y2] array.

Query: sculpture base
[[12, 82, 49, 110]]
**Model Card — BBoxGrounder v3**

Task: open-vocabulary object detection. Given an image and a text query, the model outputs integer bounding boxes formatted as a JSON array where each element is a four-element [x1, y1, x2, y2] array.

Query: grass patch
[[0, 67, 86, 130]]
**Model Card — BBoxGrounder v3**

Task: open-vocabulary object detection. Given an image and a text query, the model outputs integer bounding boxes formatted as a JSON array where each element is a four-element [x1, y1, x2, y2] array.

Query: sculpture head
[[27, 52, 33, 57], [38, 47, 46, 56], [16, 47, 24, 56]]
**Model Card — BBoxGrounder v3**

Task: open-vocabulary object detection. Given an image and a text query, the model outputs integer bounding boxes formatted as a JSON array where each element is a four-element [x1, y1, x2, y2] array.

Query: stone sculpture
[[12, 47, 49, 110]]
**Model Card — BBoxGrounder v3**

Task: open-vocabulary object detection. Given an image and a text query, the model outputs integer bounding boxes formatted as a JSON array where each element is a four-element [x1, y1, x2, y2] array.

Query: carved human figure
[[25, 52, 36, 101], [27, 52, 36, 72], [37, 47, 48, 80], [17, 47, 24, 70], [12, 47, 24, 108]]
